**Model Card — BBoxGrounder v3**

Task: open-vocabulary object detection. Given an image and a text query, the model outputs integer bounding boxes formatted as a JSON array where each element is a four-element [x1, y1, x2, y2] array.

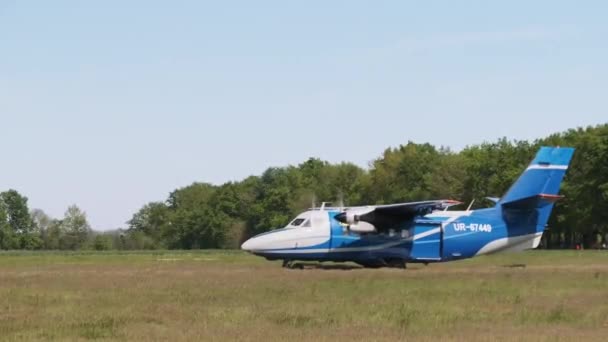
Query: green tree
[[92, 234, 113, 250], [60, 205, 91, 250], [459, 139, 535, 208], [123, 230, 159, 249], [127, 202, 169, 247], [0, 190, 34, 233], [367, 142, 441, 203], [31, 209, 52, 249], [247, 168, 300, 235], [162, 182, 231, 249], [425, 148, 466, 200], [540, 125, 608, 247], [0, 200, 17, 249], [45, 219, 64, 250], [0, 190, 40, 249]]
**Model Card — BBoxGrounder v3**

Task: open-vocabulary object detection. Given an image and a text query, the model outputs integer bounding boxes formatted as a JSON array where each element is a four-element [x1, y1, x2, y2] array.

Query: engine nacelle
[[345, 212, 358, 225], [349, 222, 376, 233], [334, 209, 373, 227]]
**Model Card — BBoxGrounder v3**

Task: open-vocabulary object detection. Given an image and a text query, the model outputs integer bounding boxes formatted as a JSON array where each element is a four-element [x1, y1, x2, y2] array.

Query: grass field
[[1, 250, 608, 341]]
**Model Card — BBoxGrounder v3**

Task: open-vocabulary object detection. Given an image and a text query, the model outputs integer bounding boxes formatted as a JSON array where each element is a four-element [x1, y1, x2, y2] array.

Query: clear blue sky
[[1, 1, 607, 229]]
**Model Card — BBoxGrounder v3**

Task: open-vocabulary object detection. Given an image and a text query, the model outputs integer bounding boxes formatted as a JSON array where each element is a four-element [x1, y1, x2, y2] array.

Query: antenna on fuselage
[[466, 199, 475, 212]]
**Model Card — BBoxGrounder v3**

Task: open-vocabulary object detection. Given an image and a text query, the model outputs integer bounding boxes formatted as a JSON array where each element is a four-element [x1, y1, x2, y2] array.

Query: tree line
[[2, 124, 607, 250], [0, 194, 153, 251], [0, 192, 93, 250]]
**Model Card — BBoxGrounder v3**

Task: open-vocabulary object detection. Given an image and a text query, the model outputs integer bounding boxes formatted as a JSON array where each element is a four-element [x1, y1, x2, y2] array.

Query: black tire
[[385, 258, 406, 269], [355, 260, 384, 268]]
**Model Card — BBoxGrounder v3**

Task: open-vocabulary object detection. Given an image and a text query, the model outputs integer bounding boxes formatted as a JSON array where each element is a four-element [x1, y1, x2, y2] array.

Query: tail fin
[[500, 146, 575, 208], [498, 147, 574, 249]]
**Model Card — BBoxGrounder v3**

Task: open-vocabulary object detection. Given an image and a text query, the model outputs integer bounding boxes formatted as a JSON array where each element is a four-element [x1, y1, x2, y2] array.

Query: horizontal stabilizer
[[538, 193, 565, 202], [502, 193, 564, 209]]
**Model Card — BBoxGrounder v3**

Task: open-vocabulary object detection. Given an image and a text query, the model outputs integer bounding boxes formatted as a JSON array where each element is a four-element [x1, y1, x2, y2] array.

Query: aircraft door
[[410, 224, 442, 261]]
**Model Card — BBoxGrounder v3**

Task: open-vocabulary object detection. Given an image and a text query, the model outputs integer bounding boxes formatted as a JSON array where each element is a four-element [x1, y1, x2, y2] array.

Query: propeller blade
[[336, 192, 345, 211], [334, 212, 347, 224]]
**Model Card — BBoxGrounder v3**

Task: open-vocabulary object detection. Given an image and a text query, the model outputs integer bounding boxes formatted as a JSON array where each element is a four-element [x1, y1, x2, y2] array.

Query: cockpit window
[[301, 219, 311, 227], [290, 218, 306, 227]]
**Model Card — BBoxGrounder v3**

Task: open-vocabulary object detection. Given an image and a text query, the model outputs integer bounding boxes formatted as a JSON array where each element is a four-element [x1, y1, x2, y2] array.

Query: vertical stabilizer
[[500, 147, 575, 207], [497, 147, 574, 249]]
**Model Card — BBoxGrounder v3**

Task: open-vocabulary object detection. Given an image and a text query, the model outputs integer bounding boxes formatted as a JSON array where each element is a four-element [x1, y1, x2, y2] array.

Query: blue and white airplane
[[241, 147, 574, 269]]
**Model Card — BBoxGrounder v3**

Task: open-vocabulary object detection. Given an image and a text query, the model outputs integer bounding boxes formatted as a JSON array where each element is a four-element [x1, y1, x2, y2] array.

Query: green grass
[[1, 250, 607, 341]]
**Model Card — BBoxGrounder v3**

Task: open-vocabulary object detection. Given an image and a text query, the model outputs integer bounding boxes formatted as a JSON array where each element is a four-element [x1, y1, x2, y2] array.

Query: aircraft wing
[[369, 199, 460, 214], [335, 199, 461, 231]]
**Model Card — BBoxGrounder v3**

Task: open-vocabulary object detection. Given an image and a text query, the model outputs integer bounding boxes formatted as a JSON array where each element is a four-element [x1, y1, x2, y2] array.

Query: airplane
[[241, 146, 575, 269]]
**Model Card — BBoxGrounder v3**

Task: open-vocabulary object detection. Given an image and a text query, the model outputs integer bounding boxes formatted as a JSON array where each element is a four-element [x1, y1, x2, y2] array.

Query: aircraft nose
[[241, 229, 288, 252], [241, 238, 253, 251], [241, 237, 261, 252]]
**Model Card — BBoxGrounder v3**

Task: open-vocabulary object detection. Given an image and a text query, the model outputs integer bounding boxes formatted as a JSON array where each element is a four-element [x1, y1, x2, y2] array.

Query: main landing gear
[[282, 259, 408, 270], [384, 258, 407, 269], [355, 258, 407, 269]]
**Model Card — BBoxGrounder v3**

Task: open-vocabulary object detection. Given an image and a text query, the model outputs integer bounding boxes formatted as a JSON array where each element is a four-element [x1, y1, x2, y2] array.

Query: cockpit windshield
[[287, 211, 313, 228], [290, 218, 306, 226]]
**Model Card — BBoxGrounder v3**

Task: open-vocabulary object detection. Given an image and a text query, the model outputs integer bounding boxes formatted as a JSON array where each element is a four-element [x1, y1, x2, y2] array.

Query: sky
[[1, 1, 607, 229]]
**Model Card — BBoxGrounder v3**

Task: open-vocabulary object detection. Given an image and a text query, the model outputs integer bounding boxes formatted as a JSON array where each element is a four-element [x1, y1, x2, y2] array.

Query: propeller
[[333, 192, 352, 235], [336, 192, 345, 212], [334, 212, 349, 224], [311, 194, 317, 210]]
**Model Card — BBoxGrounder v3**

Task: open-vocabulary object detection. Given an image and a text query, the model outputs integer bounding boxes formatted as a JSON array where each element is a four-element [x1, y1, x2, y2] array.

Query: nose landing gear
[[282, 260, 304, 269]]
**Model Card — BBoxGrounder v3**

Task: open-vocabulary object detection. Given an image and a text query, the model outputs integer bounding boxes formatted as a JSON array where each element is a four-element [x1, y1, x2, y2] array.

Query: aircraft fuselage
[[241, 207, 541, 267]]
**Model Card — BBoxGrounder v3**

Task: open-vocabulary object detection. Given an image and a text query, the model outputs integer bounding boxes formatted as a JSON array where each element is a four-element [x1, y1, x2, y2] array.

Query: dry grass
[[1, 250, 608, 341]]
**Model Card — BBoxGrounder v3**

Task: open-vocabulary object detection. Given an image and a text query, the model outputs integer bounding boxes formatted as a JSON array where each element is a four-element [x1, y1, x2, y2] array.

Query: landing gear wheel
[[385, 259, 407, 269], [282, 260, 303, 269], [355, 261, 384, 268]]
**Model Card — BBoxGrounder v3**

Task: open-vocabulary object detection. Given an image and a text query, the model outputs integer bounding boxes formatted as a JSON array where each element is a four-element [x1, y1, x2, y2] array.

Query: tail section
[[499, 146, 574, 248], [500, 146, 575, 208]]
